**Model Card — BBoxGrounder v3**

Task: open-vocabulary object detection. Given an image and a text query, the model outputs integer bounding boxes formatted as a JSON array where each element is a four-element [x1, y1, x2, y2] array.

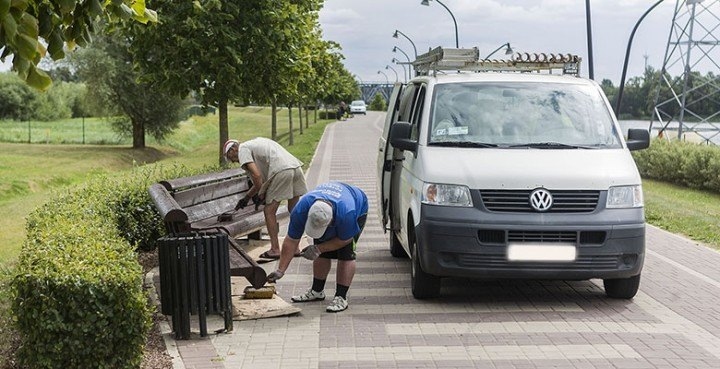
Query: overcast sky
[[319, 0, 684, 85], [0, 1, 703, 85]]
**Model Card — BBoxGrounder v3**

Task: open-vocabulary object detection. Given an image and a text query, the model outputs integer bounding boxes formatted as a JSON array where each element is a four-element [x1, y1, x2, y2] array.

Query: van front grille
[[479, 190, 600, 213], [508, 230, 577, 243]]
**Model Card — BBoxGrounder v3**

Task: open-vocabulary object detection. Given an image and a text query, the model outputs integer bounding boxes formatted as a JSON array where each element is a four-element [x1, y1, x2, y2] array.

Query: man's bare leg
[[313, 257, 332, 281], [336, 260, 355, 287], [263, 200, 281, 256], [288, 195, 300, 213]]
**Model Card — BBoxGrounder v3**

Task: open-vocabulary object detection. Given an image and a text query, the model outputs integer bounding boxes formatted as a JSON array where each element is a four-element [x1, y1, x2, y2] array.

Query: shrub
[[11, 163, 204, 368], [318, 110, 339, 120], [633, 139, 720, 193]]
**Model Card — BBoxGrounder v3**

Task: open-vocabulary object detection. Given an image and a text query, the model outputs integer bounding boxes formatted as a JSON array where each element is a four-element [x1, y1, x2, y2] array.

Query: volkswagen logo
[[529, 188, 553, 212]]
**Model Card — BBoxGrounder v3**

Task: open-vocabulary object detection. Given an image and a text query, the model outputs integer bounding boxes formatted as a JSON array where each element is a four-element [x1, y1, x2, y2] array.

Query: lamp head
[[393, 30, 399, 38], [421, 0, 430, 6], [505, 43, 514, 55], [385, 65, 389, 70], [392, 46, 397, 52]]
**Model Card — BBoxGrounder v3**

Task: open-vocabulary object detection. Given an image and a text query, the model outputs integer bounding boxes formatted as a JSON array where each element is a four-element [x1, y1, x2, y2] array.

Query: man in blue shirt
[[267, 182, 368, 312]]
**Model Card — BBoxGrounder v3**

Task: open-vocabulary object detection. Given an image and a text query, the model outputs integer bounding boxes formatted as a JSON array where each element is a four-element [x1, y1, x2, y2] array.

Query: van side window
[[410, 85, 426, 140], [397, 84, 418, 123]]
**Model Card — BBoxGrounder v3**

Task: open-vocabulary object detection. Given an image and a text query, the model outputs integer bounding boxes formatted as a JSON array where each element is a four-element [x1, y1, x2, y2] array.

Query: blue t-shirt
[[287, 182, 369, 242]]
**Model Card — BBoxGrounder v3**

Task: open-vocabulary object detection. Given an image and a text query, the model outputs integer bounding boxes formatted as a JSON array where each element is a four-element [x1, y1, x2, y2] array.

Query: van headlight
[[422, 183, 473, 207], [606, 185, 643, 208]]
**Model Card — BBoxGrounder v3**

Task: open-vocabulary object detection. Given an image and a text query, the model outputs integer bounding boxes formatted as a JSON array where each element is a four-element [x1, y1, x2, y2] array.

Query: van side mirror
[[390, 121, 417, 152], [626, 129, 650, 151]]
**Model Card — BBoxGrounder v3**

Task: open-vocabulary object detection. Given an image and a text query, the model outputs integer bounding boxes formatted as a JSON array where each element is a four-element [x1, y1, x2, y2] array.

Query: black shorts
[[316, 214, 367, 261]]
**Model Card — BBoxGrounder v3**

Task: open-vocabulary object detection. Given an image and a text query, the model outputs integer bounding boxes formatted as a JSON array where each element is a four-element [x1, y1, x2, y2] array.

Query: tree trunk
[[218, 97, 229, 165], [298, 104, 304, 135], [288, 103, 294, 146], [314, 104, 318, 124], [305, 104, 310, 128], [132, 120, 145, 149], [271, 99, 278, 141]]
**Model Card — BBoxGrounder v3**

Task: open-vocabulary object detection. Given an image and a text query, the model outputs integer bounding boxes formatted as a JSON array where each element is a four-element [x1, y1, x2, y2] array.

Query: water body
[[619, 120, 720, 144]]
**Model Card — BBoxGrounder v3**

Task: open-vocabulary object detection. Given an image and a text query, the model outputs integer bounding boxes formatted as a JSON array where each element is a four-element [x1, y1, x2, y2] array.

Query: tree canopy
[[0, 0, 156, 90], [125, 0, 357, 163]]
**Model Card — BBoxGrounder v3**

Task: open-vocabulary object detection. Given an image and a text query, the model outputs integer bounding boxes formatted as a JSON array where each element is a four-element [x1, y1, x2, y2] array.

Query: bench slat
[[172, 177, 251, 208], [161, 168, 245, 191], [149, 183, 189, 222]]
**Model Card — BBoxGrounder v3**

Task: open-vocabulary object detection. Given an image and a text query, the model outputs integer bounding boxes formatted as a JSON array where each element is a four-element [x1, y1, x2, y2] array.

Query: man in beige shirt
[[224, 138, 308, 258]]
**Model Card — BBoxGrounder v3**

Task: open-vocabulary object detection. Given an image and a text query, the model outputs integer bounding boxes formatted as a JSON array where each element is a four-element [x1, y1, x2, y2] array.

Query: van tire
[[603, 274, 641, 299], [410, 228, 440, 299], [390, 231, 408, 258]]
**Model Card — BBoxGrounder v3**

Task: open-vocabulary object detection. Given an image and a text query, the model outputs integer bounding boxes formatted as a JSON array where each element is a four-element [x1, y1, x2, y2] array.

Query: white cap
[[223, 139, 239, 160], [305, 201, 333, 239]]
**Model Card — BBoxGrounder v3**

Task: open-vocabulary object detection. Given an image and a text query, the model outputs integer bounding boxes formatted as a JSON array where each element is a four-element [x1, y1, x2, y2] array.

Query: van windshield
[[428, 82, 622, 148]]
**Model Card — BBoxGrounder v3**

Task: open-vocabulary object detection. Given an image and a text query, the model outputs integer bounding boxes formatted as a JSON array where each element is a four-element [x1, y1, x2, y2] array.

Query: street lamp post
[[393, 29, 418, 58], [392, 58, 408, 82], [484, 42, 514, 60], [615, 0, 665, 115], [377, 70, 390, 85], [393, 46, 413, 78], [585, 0, 595, 80], [386, 65, 399, 82], [421, 0, 459, 48]]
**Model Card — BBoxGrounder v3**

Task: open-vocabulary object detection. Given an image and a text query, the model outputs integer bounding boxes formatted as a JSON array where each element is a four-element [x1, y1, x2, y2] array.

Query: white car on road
[[350, 100, 367, 115]]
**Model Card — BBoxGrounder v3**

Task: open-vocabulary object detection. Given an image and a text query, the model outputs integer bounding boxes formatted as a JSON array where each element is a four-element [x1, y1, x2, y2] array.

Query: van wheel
[[410, 228, 440, 299], [389, 231, 407, 258], [603, 274, 641, 299]]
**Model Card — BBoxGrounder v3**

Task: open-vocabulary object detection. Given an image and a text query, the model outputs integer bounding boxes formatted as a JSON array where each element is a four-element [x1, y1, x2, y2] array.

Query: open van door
[[376, 83, 404, 232]]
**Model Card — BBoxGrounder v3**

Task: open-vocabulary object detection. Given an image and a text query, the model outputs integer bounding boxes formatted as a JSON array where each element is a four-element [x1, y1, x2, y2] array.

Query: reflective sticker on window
[[448, 126, 469, 135]]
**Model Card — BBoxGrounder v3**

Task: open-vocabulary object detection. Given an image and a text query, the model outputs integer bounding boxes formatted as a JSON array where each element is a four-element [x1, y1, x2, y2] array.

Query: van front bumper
[[415, 204, 645, 280]]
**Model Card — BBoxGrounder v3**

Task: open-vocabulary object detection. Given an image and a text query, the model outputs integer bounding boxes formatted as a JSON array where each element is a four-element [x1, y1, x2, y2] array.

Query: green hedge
[[10, 164, 204, 368], [633, 139, 720, 192], [318, 110, 340, 120]]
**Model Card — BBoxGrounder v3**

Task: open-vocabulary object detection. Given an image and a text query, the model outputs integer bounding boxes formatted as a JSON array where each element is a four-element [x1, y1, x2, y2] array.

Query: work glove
[[251, 194, 263, 210], [267, 269, 284, 283], [217, 211, 234, 222], [234, 197, 250, 211], [300, 244, 321, 261]]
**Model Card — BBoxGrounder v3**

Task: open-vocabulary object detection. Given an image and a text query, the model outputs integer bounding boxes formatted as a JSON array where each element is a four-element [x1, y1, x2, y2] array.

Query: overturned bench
[[149, 168, 288, 289]]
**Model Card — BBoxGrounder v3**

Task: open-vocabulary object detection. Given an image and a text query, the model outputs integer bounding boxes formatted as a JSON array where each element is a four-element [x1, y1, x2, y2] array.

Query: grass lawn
[[643, 178, 720, 250]]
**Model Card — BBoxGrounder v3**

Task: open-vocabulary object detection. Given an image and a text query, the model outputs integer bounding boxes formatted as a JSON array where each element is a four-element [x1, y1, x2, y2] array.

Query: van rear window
[[428, 82, 622, 149]]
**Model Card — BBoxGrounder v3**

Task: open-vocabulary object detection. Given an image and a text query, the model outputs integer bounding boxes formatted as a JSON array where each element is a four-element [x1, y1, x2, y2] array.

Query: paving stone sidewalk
[[157, 112, 720, 369]]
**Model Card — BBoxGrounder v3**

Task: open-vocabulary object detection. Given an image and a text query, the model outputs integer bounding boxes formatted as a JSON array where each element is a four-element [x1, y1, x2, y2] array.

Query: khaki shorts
[[262, 167, 307, 204]]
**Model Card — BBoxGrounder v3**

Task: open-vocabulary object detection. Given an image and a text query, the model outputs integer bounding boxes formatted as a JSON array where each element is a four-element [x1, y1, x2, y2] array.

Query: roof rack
[[412, 46, 582, 76]]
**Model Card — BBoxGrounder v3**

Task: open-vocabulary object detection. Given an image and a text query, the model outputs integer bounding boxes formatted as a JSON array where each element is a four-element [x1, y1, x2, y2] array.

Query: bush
[[318, 110, 339, 120], [633, 139, 720, 193], [11, 164, 203, 368]]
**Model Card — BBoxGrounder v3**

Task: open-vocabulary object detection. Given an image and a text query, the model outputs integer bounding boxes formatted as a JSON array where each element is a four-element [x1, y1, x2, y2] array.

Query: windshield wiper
[[429, 141, 498, 148], [507, 142, 595, 149]]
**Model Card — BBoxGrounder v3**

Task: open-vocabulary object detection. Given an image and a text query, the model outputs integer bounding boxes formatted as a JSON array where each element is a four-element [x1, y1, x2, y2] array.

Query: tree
[[72, 34, 184, 148], [0, 0, 156, 90], [128, 0, 324, 162], [369, 92, 387, 112]]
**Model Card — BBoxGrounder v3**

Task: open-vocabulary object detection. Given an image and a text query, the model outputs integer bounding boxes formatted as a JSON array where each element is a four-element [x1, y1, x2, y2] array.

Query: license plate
[[507, 243, 576, 262]]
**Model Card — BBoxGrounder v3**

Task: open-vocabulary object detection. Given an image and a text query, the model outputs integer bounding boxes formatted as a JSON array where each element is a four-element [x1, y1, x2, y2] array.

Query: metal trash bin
[[157, 232, 233, 339]]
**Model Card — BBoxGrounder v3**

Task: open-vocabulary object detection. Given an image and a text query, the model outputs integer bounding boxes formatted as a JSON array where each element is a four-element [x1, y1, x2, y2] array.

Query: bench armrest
[[149, 183, 188, 223]]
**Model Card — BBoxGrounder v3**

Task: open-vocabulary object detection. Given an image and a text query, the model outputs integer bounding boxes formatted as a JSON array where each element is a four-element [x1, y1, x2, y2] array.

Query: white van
[[376, 48, 649, 299]]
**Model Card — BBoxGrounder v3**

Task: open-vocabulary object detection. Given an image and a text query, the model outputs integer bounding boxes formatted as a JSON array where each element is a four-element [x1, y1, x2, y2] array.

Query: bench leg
[[247, 230, 262, 240]]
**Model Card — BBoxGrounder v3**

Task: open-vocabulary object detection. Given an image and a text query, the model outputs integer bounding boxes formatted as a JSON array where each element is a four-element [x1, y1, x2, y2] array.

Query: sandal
[[258, 251, 280, 260]]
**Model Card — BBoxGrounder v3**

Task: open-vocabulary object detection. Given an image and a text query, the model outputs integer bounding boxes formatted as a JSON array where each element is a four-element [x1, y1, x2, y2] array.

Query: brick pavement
[[159, 112, 720, 369]]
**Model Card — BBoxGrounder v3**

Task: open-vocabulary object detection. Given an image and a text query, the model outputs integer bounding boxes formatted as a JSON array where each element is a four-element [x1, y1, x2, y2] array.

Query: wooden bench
[[149, 168, 287, 289]]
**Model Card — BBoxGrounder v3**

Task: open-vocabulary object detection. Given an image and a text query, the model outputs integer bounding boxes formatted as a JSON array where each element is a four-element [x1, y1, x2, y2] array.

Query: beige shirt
[[236, 138, 303, 183]]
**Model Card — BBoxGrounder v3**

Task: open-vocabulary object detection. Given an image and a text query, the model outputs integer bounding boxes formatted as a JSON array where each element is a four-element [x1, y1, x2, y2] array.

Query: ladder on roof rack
[[412, 46, 582, 76]]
